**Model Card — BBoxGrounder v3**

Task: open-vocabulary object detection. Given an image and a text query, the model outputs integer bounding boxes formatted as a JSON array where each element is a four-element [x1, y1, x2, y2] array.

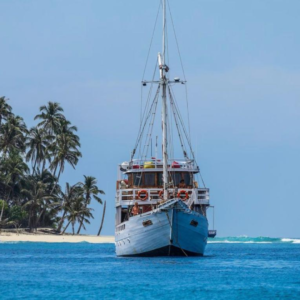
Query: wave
[[208, 236, 300, 244]]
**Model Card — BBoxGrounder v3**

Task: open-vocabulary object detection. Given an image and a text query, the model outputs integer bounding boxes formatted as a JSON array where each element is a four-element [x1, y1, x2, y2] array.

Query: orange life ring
[[138, 190, 148, 201], [177, 190, 189, 201], [158, 190, 164, 199]]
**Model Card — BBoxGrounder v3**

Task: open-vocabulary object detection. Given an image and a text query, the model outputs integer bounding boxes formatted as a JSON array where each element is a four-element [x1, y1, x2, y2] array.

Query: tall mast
[[158, 0, 169, 200]]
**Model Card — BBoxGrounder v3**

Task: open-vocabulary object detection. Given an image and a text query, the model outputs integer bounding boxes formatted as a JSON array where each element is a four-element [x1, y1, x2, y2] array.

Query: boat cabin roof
[[121, 158, 199, 174]]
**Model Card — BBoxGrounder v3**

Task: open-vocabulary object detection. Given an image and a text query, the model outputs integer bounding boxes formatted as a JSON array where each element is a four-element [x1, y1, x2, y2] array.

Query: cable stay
[[130, 0, 206, 188]]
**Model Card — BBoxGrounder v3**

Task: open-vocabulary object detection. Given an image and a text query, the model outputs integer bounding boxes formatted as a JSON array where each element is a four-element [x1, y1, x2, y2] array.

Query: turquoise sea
[[1, 237, 300, 300]]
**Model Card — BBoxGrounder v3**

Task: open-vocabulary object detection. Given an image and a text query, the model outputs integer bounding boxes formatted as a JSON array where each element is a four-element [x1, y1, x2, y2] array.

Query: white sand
[[0, 233, 115, 243]]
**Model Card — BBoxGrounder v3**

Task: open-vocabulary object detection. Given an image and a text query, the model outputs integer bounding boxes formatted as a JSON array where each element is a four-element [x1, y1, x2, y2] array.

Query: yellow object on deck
[[144, 161, 155, 168]]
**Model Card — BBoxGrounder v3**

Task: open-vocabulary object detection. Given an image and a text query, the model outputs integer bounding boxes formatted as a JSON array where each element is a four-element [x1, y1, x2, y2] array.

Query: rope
[[169, 87, 206, 188], [167, 0, 192, 155], [141, 86, 160, 159], [168, 87, 188, 159], [142, 1, 161, 81], [133, 61, 158, 160], [167, 0, 186, 80]]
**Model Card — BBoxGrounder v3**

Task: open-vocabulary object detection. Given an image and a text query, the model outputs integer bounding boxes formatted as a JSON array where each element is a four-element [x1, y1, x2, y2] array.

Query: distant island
[[0, 96, 106, 236]]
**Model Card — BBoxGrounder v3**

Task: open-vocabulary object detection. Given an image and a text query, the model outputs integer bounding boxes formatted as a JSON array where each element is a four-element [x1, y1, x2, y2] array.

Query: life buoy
[[158, 190, 164, 199], [138, 190, 148, 201], [177, 190, 189, 201]]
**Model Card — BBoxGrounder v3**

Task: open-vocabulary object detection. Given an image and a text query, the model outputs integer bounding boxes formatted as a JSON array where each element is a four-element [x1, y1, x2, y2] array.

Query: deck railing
[[115, 188, 209, 205], [127, 158, 198, 170]]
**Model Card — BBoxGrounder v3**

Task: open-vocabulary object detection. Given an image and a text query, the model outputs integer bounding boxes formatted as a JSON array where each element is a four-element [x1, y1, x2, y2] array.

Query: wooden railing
[[115, 188, 209, 205]]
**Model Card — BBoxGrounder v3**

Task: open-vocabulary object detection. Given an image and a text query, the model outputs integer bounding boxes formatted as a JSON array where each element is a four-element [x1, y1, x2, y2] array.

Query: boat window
[[144, 173, 155, 187], [133, 173, 142, 186], [184, 172, 193, 186], [171, 172, 182, 186], [157, 172, 163, 186], [127, 174, 133, 186]]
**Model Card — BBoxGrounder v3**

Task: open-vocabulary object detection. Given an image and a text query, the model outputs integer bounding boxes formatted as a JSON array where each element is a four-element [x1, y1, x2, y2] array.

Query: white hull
[[115, 200, 208, 256]]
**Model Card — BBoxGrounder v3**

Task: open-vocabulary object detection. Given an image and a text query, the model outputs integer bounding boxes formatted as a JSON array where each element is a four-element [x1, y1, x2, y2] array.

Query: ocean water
[[1, 237, 300, 300]]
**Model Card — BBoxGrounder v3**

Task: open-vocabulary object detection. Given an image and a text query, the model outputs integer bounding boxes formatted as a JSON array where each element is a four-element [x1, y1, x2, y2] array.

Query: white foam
[[281, 238, 300, 244], [207, 237, 300, 244], [244, 241, 272, 244]]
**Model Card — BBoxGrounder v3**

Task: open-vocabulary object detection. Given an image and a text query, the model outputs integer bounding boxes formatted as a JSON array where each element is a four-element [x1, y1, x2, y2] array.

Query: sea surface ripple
[[1, 238, 300, 300]]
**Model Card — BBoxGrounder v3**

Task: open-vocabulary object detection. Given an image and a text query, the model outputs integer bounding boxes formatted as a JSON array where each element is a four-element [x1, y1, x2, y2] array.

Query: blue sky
[[0, 0, 299, 237]]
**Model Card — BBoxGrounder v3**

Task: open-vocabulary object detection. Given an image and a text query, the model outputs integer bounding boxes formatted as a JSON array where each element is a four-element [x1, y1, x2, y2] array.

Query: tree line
[[0, 96, 106, 235]]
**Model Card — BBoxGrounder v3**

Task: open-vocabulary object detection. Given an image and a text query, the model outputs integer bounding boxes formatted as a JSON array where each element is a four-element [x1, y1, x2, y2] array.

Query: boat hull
[[115, 203, 208, 257]]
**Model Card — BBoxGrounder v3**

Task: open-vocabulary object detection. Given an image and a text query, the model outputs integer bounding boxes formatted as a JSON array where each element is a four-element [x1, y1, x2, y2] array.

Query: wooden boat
[[115, 0, 216, 257]]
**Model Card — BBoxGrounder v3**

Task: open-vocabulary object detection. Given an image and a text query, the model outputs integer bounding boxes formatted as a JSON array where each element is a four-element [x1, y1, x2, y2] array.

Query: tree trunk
[[0, 199, 6, 222], [32, 158, 37, 175], [62, 220, 71, 234], [35, 208, 46, 229], [72, 222, 75, 235], [76, 200, 88, 234], [97, 201, 106, 236], [52, 164, 58, 177], [50, 165, 62, 195], [56, 166, 62, 182], [57, 209, 67, 232], [28, 203, 34, 232], [42, 159, 46, 172], [28, 210, 31, 231], [76, 215, 84, 234], [0, 190, 10, 222]]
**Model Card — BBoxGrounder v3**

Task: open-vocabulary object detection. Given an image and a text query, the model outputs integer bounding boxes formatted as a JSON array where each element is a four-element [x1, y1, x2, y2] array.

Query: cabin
[[115, 158, 210, 226]]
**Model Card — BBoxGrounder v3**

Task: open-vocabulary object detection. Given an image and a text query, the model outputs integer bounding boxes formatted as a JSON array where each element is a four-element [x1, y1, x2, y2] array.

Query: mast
[[159, 0, 169, 200]]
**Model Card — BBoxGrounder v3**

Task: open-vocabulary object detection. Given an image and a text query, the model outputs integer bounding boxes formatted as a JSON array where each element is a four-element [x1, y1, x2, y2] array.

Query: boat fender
[[138, 190, 148, 201], [177, 190, 189, 201]]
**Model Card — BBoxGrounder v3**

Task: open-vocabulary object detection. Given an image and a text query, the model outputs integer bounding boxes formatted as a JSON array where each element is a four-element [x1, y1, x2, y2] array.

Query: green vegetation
[[0, 96, 105, 234]]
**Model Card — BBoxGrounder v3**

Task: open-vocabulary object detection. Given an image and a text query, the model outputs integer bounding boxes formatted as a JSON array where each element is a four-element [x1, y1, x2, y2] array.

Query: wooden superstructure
[[115, 159, 210, 226]]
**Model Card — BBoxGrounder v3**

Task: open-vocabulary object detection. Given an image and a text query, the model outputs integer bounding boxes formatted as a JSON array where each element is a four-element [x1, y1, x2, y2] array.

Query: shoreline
[[0, 233, 115, 243]]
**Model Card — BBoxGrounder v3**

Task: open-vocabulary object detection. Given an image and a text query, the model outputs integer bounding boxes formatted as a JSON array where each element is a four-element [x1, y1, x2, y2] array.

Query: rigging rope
[[134, 60, 158, 160], [142, 1, 161, 82], [167, 0, 192, 152], [167, 0, 186, 80], [168, 86, 188, 159], [169, 87, 206, 187], [141, 86, 161, 160]]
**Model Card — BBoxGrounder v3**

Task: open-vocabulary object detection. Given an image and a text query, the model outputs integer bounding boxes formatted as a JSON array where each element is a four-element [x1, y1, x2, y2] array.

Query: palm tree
[[0, 150, 29, 222], [62, 197, 93, 235], [0, 96, 12, 126], [59, 119, 79, 137], [49, 133, 82, 192], [21, 169, 59, 231], [97, 200, 106, 236], [56, 182, 81, 232], [22, 179, 50, 231], [77, 176, 104, 234], [0, 115, 27, 155], [34, 102, 65, 134], [25, 127, 53, 174], [33, 169, 59, 227]]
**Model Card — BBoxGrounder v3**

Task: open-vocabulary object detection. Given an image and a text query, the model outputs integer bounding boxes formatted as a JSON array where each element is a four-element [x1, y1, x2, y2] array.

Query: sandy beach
[[0, 232, 115, 243]]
